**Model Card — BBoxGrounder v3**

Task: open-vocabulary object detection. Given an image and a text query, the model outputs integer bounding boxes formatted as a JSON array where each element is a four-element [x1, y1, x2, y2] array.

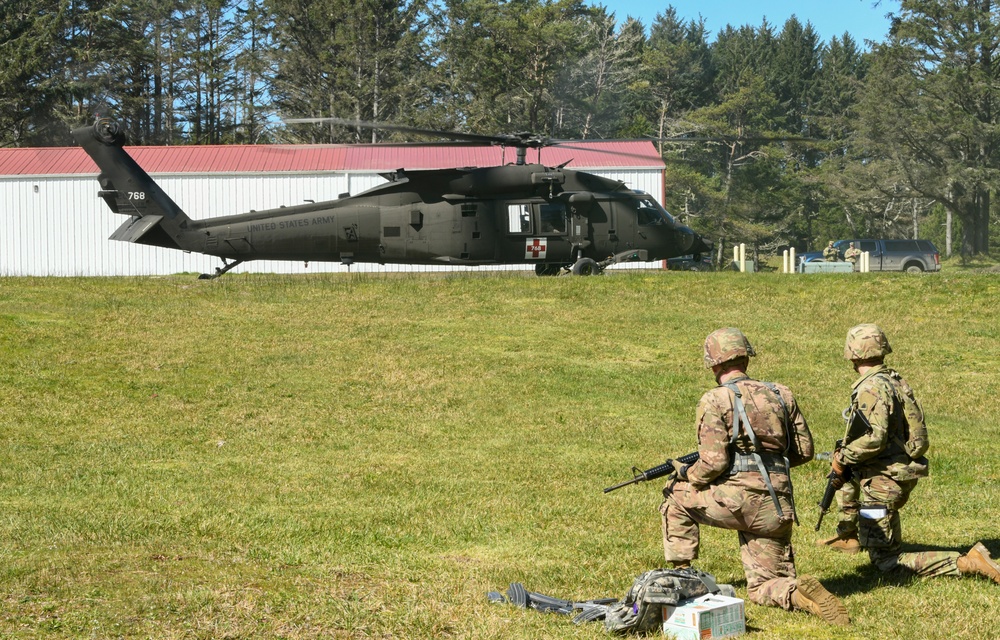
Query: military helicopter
[[71, 117, 712, 278]]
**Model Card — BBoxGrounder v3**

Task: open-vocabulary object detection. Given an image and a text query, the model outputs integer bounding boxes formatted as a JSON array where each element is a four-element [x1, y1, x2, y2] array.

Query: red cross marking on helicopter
[[525, 238, 547, 259]]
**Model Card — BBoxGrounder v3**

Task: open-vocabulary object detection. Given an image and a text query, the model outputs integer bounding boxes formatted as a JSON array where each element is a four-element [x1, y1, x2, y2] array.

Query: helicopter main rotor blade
[[283, 117, 554, 148], [552, 142, 665, 161], [283, 116, 822, 168], [634, 135, 820, 144]]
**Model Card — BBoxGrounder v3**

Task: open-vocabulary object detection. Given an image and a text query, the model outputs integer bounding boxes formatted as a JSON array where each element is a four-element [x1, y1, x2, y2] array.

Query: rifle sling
[[761, 381, 798, 525]]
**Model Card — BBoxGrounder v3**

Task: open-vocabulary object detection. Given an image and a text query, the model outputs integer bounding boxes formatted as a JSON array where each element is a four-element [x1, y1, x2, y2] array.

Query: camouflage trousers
[[856, 475, 960, 577], [661, 482, 797, 610], [835, 478, 860, 537]]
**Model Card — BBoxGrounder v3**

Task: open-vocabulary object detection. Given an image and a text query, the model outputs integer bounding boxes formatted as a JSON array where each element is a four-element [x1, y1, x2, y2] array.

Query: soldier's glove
[[830, 452, 848, 490], [671, 459, 690, 481]]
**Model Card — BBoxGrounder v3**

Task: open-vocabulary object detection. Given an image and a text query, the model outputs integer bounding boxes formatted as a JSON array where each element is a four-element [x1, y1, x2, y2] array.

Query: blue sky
[[605, 1, 902, 47]]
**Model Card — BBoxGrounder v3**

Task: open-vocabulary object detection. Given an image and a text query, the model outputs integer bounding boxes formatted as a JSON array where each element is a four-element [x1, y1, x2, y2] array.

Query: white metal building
[[0, 141, 666, 276]]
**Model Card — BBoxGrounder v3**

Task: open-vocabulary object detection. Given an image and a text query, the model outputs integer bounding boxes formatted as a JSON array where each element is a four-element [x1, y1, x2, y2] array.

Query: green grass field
[[1, 270, 998, 639]]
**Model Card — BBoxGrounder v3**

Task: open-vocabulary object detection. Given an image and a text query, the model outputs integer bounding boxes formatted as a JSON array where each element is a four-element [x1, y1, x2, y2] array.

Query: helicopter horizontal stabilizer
[[109, 215, 164, 243]]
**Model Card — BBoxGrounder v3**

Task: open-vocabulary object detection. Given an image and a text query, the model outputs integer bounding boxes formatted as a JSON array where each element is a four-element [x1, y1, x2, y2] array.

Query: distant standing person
[[827, 324, 1000, 583], [660, 328, 850, 625], [844, 243, 861, 269], [823, 241, 840, 261]]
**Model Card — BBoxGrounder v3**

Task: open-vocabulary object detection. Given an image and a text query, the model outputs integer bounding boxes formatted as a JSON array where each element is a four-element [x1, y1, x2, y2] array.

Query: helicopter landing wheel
[[571, 257, 600, 276], [535, 263, 562, 276], [198, 258, 245, 279]]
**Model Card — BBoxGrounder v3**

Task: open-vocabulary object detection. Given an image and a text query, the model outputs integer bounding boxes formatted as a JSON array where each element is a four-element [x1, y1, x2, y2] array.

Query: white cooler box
[[662, 593, 745, 639]]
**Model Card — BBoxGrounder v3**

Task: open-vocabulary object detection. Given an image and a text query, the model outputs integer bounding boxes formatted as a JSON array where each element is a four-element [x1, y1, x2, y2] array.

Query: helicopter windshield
[[635, 195, 675, 226]]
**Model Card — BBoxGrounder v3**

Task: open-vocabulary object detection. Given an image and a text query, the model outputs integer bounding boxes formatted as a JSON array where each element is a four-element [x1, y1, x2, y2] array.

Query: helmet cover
[[704, 327, 756, 368], [843, 323, 892, 360]]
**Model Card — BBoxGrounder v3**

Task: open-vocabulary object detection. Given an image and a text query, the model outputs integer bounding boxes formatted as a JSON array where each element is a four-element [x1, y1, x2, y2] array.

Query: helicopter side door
[[498, 200, 573, 265], [452, 201, 495, 262], [606, 199, 634, 254]]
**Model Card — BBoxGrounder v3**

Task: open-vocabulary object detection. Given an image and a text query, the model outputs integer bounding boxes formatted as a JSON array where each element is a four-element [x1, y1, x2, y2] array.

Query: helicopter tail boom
[[72, 120, 194, 251]]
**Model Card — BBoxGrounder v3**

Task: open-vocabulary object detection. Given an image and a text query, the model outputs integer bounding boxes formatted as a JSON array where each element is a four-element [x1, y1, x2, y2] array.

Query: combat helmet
[[843, 323, 892, 361], [704, 327, 756, 368]]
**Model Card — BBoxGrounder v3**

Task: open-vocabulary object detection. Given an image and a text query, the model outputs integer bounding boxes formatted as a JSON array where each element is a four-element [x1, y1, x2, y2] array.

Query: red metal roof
[[0, 140, 663, 177]]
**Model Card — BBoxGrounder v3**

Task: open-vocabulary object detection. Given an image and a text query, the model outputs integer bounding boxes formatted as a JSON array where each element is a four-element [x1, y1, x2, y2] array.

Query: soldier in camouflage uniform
[[844, 243, 861, 269], [661, 328, 850, 625], [823, 241, 840, 261], [828, 324, 1000, 582]]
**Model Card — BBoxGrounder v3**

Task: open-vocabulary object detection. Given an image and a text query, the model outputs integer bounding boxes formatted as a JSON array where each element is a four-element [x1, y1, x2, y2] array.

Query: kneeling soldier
[[829, 324, 1000, 583], [661, 328, 850, 625]]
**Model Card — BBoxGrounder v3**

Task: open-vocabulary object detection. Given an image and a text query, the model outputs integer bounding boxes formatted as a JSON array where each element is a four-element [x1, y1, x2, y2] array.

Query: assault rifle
[[603, 451, 700, 494], [815, 439, 852, 531]]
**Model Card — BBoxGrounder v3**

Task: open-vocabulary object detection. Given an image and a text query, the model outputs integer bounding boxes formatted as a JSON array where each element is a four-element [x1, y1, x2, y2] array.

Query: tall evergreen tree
[[437, 0, 590, 135], [1, 0, 146, 145], [711, 21, 777, 99], [0, 0, 64, 145], [641, 8, 714, 146], [99, 0, 184, 145], [813, 33, 867, 142], [175, 0, 241, 144], [859, 0, 1000, 255], [555, 10, 643, 139], [270, 0, 430, 143], [772, 16, 820, 136], [232, 0, 276, 143], [682, 76, 787, 261]]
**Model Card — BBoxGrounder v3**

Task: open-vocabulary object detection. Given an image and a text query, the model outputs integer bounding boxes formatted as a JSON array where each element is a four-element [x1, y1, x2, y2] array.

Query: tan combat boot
[[815, 532, 861, 554], [957, 542, 1000, 584], [791, 575, 850, 626]]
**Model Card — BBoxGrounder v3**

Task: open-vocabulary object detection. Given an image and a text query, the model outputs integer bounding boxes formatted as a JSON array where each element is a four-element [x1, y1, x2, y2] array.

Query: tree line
[[2, 0, 996, 256]]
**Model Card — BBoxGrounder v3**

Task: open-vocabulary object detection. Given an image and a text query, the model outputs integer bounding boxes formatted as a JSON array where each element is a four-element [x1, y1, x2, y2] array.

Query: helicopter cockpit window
[[635, 196, 675, 226], [508, 204, 531, 234], [637, 198, 666, 227], [538, 203, 567, 234]]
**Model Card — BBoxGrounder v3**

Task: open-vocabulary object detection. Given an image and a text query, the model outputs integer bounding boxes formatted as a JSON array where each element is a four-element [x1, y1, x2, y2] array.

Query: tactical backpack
[[884, 369, 929, 459], [602, 568, 734, 635], [487, 568, 734, 635]]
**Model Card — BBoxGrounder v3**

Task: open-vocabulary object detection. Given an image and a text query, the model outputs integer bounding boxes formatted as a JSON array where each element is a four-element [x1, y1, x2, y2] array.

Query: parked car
[[799, 239, 940, 273], [666, 254, 714, 271]]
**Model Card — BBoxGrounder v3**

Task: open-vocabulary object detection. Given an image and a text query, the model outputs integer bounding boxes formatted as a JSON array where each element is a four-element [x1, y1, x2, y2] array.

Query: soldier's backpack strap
[[760, 381, 798, 525], [722, 380, 785, 519]]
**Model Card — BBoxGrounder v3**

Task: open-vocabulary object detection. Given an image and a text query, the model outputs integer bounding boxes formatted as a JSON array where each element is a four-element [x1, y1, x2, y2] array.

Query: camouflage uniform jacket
[[840, 364, 928, 480], [685, 375, 814, 494], [823, 245, 840, 261], [844, 247, 861, 263]]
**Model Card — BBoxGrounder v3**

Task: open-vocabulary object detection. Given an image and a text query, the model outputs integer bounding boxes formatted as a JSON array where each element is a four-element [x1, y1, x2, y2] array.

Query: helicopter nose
[[690, 233, 712, 255], [678, 225, 712, 255]]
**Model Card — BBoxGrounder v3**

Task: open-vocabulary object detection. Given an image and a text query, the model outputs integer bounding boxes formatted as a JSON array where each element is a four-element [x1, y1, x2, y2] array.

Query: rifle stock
[[603, 451, 700, 494]]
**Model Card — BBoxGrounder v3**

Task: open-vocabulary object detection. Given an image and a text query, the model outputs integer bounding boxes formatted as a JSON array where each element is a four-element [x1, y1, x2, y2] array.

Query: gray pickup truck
[[802, 238, 941, 273]]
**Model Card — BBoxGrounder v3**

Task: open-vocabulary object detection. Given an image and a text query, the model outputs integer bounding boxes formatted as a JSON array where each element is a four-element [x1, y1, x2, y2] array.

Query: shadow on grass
[[817, 537, 1000, 597]]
